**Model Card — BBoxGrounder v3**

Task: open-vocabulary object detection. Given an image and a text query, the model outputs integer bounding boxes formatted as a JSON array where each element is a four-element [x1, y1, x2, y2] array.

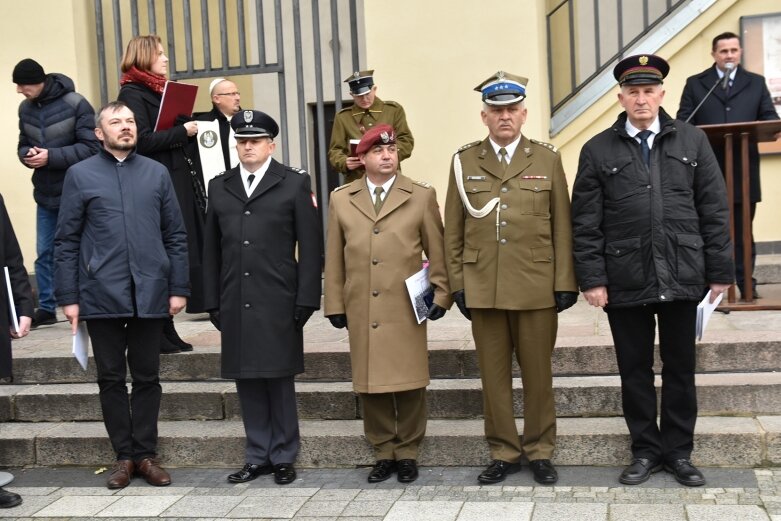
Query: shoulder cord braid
[[453, 151, 502, 241]]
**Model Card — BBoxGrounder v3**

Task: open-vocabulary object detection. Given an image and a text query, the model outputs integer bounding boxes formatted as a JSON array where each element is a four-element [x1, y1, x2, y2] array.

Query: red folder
[[154, 81, 198, 131]]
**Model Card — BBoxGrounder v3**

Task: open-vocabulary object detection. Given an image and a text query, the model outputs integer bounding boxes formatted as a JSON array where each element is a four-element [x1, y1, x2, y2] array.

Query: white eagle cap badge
[[243, 110, 253, 123], [380, 131, 389, 143]]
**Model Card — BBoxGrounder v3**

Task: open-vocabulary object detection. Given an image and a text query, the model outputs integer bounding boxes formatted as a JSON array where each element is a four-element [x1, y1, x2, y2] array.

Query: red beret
[[355, 124, 396, 156]]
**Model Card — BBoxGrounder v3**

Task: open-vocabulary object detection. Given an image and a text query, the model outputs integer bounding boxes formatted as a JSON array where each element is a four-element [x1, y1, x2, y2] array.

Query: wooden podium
[[698, 119, 781, 310]]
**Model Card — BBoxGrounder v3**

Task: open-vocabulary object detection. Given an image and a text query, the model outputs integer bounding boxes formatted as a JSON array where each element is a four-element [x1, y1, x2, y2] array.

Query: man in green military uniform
[[328, 70, 414, 184], [444, 72, 578, 485]]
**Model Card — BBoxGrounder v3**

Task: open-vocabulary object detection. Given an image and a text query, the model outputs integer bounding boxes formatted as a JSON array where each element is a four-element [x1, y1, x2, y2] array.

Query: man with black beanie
[[13, 58, 100, 328]]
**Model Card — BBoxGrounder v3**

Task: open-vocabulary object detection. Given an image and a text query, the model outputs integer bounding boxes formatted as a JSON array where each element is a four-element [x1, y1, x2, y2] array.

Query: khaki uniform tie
[[499, 147, 509, 172], [373, 186, 384, 215]]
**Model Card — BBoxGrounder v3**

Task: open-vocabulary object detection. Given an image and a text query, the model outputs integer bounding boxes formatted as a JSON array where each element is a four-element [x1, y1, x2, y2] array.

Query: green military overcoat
[[324, 175, 451, 393]]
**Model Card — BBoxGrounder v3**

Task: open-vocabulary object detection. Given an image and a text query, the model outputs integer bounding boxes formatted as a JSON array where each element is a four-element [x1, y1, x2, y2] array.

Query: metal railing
[[546, 0, 686, 115]]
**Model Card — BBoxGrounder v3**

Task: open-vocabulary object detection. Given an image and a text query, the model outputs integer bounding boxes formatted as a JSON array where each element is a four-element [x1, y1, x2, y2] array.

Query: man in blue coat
[[203, 110, 321, 486], [677, 32, 780, 299], [13, 58, 100, 327], [54, 101, 189, 490]]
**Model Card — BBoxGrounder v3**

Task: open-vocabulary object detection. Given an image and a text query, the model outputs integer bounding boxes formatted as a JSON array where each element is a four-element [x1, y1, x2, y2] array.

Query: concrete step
[[9, 339, 781, 384], [756, 255, 781, 284], [1, 416, 777, 468], [2, 372, 780, 423]]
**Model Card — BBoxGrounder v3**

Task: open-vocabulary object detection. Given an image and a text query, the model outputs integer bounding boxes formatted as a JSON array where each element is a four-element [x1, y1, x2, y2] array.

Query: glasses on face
[[215, 91, 240, 97]]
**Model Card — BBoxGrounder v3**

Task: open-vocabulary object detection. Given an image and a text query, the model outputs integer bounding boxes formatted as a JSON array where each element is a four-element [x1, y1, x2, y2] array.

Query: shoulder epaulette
[[214, 170, 227, 177], [530, 138, 558, 153], [332, 183, 351, 192], [337, 106, 352, 114], [384, 100, 402, 108], [412, 179, 431, 189], [456, 141, 481, 153], [287, 166, 307, 175]]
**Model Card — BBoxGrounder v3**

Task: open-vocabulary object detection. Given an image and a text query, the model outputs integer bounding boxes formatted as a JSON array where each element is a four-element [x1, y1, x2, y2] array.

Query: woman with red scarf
[[117, 35, 204, 353]]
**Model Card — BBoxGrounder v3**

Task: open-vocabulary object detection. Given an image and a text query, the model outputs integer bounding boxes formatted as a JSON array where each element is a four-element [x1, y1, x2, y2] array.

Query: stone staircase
[[2, 262, 781, 469]]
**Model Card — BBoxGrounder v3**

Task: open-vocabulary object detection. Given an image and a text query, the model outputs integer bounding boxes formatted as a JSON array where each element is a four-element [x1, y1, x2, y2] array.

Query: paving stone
[[531, 502, 608, 521], [0, 495, 58, 518], [94, 495, 182, 517], [686, 504, 770, 520], [353, 488, 404, 501], [226, 495, 308, 518], [456, 501, 534, 520], [31, 496, 120, 517], [294, 499, 348, 517], [385, 500, 464, 521], [609, 504, 686, 520], [340, 500, 394, 517], [159, 495, 244, 518]]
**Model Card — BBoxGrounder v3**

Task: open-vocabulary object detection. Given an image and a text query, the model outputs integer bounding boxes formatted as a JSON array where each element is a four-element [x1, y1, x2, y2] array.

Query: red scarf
[[120, 66, 167, 95]]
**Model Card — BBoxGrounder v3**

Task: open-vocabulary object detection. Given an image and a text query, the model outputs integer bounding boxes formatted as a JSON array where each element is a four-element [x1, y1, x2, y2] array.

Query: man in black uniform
[[203, 110, 322, 485]]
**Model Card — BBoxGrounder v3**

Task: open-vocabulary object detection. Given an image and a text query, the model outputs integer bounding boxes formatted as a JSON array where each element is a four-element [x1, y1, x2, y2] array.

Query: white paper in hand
[[696, 290, 723, 341], [72, 321, 90, 370]]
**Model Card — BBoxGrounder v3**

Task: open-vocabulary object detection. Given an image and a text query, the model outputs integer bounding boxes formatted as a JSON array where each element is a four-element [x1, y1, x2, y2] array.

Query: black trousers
[[606, 301, 698, 463], [87, 317, 165, 461], [733, 202, 757, 295]]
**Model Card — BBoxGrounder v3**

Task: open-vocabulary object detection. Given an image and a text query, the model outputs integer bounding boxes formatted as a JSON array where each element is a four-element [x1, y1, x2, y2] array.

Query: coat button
[[244, 272, 250, 277], [471, 187, 477, 192], [501, 204, 508, 210], [244, 303, 251, 308], [500, 221, 507, 227], [243, 240, 250, 246], [612, 167, 618, 172], [500, 238, 507, 244], [501, 187, 508, 193], [372, 290, 379, 296], [682, 157, 688, 161], [244, 210, 251, 216], [371, 322, 378, 328], [660, 295, 666, 300], [372, 258, 379, 265], [373, 228, 380, 234]]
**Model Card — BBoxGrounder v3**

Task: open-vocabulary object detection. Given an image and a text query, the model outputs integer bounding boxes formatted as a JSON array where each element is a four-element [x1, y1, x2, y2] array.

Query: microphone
[[721, 62, 734, 90]]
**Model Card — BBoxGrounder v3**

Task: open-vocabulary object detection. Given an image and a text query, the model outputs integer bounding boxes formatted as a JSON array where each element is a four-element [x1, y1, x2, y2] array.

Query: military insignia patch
[[243, 110, 253, 123], [199, 130, 218, 148], [380, 131, 389, 143], [457, 141, 481, 153], [639, 56, 649, 66]]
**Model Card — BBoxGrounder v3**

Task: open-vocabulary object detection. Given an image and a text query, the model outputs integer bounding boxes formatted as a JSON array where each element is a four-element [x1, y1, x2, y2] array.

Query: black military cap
[[613, 54, 669, 86], [344, 70, 375, 96], [230, 110, 279, 139]]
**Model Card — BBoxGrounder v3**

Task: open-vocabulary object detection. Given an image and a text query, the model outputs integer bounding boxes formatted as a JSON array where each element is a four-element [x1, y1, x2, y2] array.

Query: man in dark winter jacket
[[14, 58, 100, 328], [54, 101, 189, 490], [571, 54, 734, 488]]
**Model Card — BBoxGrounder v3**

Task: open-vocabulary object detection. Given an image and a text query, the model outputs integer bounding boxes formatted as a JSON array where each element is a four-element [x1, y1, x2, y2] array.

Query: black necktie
[[247, 174, 255, 189], [637, 130, 653, 168]]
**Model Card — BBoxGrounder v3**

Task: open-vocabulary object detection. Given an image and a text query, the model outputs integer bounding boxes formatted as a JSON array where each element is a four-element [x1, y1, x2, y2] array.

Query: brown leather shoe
[[135, 457, 171, 486], [106, 460, 135, 489]]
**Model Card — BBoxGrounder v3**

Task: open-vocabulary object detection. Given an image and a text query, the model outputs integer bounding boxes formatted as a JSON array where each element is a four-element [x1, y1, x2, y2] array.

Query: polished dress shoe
[[619, 457, 662, 485], [273, 463, 297, 485], [135, 457, 171, 486], [397, 459, 419, 483], [106, 459, 135, 489], [529, 459, 558, 485], [228, 463, 273, 483], [664, 458, 705, 487], [477, 460, 521, 484], [368, 459, 397, 483], [0, 488, 22, 508]]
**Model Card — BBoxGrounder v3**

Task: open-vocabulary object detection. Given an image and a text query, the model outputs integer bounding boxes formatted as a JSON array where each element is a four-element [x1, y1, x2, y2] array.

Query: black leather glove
[[294, 306, 317, 330], [209, 310, 221, 331], [327, 314, 348, 329], [427, 303, 446, 321], [554, 291, 579, 313], [453, 290, 471, 320]]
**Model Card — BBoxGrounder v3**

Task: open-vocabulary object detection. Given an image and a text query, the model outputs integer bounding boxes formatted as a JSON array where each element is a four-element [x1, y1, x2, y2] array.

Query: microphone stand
[[684, 75, 723, 124]]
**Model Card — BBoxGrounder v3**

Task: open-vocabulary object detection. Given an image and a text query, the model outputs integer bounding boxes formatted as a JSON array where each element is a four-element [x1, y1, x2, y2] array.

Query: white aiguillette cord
[[453, 152, 501, 241]]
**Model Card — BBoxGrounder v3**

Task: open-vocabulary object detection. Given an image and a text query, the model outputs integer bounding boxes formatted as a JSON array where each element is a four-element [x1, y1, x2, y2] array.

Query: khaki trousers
[[359, 387, 427, 460], [471, 307, 557, 462]]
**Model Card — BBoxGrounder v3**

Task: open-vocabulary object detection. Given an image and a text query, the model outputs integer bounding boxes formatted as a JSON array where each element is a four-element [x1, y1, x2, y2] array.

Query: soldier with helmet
[[444, 71, 578, 485]]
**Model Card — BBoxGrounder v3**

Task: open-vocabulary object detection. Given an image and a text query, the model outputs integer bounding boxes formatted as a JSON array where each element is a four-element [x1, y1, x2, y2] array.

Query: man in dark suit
[[677, 32, 779, 299], [194, 78, 241, 171], [202, 110, 321, 486]]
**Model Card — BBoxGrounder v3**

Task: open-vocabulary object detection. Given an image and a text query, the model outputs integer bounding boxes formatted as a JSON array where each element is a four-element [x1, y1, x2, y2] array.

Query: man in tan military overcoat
[[444, 72, 578, 485], [328, 70, 414, 184], [324, 124, 450, 484]]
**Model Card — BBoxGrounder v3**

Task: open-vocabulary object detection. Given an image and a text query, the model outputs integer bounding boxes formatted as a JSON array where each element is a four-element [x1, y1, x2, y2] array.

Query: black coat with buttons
[[202, 160, 322, 378], [571, 109, 734, 308]]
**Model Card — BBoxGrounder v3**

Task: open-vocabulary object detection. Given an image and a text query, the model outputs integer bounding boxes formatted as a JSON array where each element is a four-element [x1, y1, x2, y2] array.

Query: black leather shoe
[[664, 458, 705, 487], [273, 463, 297, 485], [529, 459, 558, 485], [0, 488, 22, 508], [397, 459, 418, 483], [228, 463, 273, 483], [477, 460, 521, 484], [619, 457, 662, 485], [368, 459, 396, 483]]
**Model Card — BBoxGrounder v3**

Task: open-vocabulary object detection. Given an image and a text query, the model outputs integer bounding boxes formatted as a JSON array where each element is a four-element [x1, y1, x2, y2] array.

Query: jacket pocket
[[465, 181, 494, 209], [676, 233, 705, 284], [605, 236, 645, 289], [518, 179, 551, 215], [531, 244, 554, 263], [601, 157, 647, 201], [463, 248, 479, 264], [664, 150, 697, 192]]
